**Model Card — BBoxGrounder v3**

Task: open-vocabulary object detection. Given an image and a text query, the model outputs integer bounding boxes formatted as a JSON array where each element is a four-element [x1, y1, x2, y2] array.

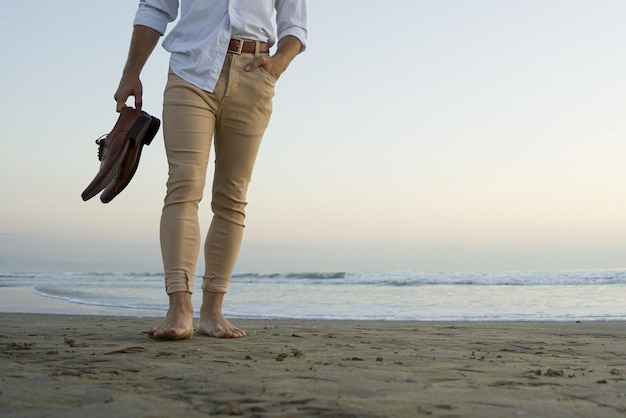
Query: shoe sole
[[99, 115, 160, 203], [81, 113, 155, 201], [81, 141, 129, 201]]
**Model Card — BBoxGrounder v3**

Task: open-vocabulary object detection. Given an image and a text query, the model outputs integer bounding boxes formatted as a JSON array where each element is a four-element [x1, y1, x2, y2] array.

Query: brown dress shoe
[[81, 107, 159, 201], [100, 112, 160, 203]]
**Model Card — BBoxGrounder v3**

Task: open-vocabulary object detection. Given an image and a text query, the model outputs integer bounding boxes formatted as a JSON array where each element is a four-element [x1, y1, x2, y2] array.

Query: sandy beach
[[0, 289, 625, 417]]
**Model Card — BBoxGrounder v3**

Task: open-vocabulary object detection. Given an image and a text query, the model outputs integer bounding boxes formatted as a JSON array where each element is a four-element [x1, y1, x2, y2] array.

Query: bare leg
[[148, 291, 194, 340], [196, 290, 246, 338]]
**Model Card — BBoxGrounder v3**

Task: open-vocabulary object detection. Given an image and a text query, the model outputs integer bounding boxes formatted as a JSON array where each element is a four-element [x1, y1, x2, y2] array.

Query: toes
[[209, 328, 232, 338], [196, 317, 246, 339], [148, 327, 170, 340], [208, 326, 246, 338], [148, 330, 164, 340], [148, 326, 193, 340], [233, 328, 247, 338]]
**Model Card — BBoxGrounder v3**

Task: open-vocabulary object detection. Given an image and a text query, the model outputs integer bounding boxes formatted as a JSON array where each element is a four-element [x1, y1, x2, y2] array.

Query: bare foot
[[148, 291, 194, 340], [196, 291, 246, 338]]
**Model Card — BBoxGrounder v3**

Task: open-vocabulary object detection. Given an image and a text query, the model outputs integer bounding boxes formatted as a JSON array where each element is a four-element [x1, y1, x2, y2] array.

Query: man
[[114, 0, 307, 340]]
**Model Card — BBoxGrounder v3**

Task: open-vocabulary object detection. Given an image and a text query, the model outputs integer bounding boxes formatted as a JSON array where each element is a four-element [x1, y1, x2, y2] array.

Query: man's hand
[[244, 55, 285, 80], [244, 35, 302, 80], [114, 73, 143, 112], [113, 25, 161, 112]]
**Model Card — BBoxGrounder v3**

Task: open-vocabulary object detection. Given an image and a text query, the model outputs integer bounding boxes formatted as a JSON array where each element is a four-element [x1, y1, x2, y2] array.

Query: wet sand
[[0, 289, 625, 417]]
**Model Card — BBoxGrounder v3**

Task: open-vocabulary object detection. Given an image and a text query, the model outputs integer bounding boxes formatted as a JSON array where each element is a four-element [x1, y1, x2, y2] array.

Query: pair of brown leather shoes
[[81, 107, 160, 203]]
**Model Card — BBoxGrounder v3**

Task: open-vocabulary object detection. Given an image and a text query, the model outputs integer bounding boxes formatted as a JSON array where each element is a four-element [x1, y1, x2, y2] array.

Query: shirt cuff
[[133, 5, 170, 35], [277, 27, 308, 52]]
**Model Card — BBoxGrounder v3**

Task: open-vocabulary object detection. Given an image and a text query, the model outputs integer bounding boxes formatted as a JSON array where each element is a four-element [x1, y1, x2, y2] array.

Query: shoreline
[[0, 286, 164, 317], [2, 286, 625, 323], [3, 270, 626, 322]]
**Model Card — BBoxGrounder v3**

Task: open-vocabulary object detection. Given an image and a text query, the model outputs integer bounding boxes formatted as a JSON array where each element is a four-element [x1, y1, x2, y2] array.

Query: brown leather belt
[[228, 38, 270, 54]]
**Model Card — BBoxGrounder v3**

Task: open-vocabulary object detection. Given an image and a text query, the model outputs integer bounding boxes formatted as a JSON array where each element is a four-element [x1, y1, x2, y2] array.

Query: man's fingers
[[114, 94, 141, 112], [134, 96, 142, 112], [244, 56, 268, 71], [114, 90, 130, 112], [114, 77, 143, 112]]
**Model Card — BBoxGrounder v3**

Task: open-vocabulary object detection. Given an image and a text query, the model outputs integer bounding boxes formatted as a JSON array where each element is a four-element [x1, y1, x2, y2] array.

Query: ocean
[[1, 269, 625, 321]]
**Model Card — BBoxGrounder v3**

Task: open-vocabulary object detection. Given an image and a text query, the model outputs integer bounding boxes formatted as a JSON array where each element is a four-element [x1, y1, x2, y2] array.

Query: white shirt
[[134, 0, 307, 92]]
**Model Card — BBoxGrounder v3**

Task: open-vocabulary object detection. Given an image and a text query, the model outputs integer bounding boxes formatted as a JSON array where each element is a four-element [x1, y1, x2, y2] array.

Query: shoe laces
[[95, 134, 108, 161]]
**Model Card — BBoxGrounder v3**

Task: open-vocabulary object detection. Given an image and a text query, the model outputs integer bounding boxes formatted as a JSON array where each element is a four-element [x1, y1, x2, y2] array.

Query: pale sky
[[1, 1, 625, 274]]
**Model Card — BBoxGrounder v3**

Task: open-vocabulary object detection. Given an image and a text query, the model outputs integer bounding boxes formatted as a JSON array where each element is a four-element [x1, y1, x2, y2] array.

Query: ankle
[[201, 291, 226, 316], [168, 291, 193, 312]]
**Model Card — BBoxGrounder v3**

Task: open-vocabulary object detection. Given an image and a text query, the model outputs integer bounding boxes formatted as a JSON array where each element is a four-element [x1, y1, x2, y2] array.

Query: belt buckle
[[232, 38, 245, 54]]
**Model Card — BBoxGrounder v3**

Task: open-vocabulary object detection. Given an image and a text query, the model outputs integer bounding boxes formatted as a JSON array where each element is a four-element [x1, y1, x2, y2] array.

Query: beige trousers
[[160, 51, 275, 294]]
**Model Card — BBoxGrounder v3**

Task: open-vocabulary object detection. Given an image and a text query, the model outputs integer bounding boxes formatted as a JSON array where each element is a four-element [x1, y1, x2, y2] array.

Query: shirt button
[[212, 68, 219, 74]]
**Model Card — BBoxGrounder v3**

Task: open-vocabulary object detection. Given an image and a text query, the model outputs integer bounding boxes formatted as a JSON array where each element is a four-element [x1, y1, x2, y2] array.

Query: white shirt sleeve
[[133, 0, 179, 35]]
